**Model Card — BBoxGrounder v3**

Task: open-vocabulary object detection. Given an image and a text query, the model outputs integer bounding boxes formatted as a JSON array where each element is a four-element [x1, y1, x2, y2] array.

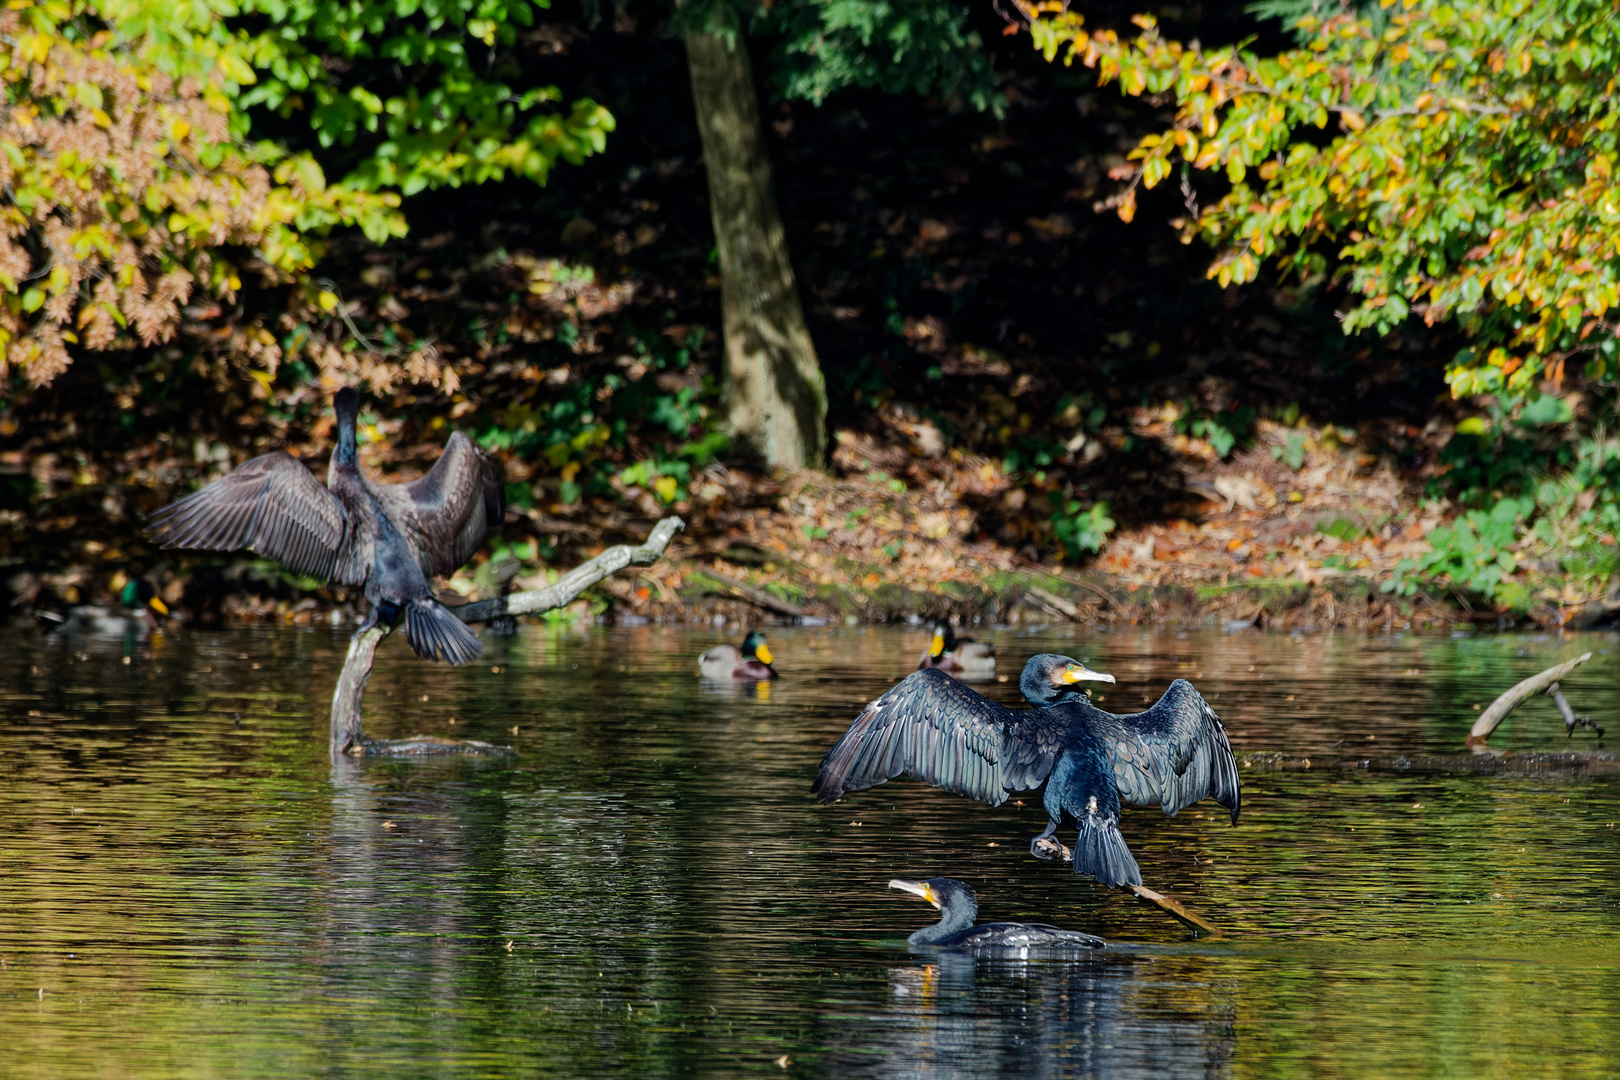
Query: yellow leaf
[[89, 107, 111, 128], [1340, 110, 1366, 132], [317, 290, 338, 312], [171, 118, 191, 141], [654, 476, 679, 503]]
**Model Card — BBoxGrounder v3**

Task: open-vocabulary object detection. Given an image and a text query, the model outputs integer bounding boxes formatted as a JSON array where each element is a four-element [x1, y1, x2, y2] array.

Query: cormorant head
[[927, 622, 957, 658], [1020, 653, 1114, 705], [120, 579, 169, 617], [741, 630, 773, 666], [890, 877, 978, 937]]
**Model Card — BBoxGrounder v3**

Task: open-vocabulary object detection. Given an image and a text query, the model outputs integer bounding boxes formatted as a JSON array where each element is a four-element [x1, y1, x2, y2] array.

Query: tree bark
[[684, 26, 827, 469]]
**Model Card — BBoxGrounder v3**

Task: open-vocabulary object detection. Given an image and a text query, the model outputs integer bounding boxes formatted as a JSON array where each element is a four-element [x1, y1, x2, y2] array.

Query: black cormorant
[[918, 622, 996, 680], [813, 654, 1240, 888], [889, 877, 1105, 949], [698, 630, 776, 680], [146, 388, 501, 664]]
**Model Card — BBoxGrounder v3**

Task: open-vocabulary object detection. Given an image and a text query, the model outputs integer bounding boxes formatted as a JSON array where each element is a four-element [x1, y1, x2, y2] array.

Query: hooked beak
[[755, 642, 774, 665], [889, 879, 940, 909], [1060, 662, 1115, 685], [929, 632, 944, 658], [148, 596, 170, 617]]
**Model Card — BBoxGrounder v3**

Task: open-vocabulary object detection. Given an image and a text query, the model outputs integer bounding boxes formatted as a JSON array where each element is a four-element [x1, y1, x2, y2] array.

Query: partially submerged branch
[[1032, 835, 1222, 938], [1468, 652, 1593, 747], [330, 516, 684, 757]]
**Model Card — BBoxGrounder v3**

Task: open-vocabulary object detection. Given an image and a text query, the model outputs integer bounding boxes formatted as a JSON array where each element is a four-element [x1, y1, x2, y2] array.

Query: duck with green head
[[918, 622, 995, 681], [698, 630, 777, 680], [40, 579, 170, 636]]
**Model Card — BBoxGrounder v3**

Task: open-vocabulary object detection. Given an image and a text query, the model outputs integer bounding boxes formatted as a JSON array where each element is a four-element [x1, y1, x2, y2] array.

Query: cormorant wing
[[812, 668, 1067, 807], [392, 431, 503, 576], [146, 452, 355, 583], [1083, 679, 1241, 822]]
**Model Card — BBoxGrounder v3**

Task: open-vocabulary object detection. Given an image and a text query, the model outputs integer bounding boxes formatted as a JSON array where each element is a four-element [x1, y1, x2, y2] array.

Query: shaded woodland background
[[2, 0, 1596, 628]]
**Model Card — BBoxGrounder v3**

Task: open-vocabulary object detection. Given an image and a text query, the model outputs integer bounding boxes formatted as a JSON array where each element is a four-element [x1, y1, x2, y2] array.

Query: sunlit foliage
[[0, 0, 610, 387], [1018, 0, 1620, 404]]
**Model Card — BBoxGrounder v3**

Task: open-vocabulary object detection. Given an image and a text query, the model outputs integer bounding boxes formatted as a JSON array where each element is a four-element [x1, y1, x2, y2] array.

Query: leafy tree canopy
[[1018, 0, 1620, 405], [2, 0, 611, 386]]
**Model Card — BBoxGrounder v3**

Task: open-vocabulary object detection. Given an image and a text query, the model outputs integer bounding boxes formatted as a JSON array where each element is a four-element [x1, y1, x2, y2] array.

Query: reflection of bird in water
[[813, 654, 1240, 887], [146, 387, 502, 664], [890, 877, 1103, 950], [698, 631, 777, 680], [38, 579, 169, 637], [918, 622, 995, 680]]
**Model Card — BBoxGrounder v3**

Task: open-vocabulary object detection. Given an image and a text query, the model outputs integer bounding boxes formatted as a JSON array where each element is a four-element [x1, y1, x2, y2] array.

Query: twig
[[688, 565, 807, 618], [1468, 652, 1593, 747], [1026, 584, 1086, 620], [455, 517, 685, 624], [1032, 835, 1222, 937]]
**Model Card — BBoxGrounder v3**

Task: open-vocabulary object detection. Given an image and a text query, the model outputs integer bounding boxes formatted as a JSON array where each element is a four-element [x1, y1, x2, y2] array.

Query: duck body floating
[[813, 654, 1240, 888], [889, 877, 1104, 950], [698, 630, 777, 680], [147, 388, 501, 664], [917, 622, 995, 681], [39, 579, 169, 637]]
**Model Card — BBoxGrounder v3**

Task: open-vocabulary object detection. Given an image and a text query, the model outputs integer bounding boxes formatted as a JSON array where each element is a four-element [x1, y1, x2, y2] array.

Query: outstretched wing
[[388, 431, 503, 576], [146, 452, 355, 583], [812, 668, 1066, 807], [1083, 679, 1241, 822]]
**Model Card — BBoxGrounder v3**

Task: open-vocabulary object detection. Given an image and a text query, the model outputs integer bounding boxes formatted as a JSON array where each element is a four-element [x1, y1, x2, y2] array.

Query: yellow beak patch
[[149, 596, 170, 616], [930, 633, 945, 658], [755, 643, 774, 665]]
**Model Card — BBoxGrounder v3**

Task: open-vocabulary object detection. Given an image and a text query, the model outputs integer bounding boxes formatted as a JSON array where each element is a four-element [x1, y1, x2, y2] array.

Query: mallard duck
[[814, 654, 1240, 888], [39, 579, 169, 636], [888, 877, 1104, 950], [917, 622, 995, 680], [698, 630, 777, 680], [146, 387, 502, 664]]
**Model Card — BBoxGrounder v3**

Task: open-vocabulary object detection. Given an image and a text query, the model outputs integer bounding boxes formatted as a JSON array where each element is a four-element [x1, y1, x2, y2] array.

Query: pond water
[[2, 621, 1618, 1078]]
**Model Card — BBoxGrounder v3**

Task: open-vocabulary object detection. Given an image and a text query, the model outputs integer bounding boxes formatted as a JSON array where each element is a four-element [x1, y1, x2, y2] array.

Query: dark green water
[[2, 622, 1618, 1078]]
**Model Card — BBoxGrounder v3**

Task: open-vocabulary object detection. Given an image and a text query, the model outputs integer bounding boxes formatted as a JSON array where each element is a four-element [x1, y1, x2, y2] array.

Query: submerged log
[[1467, 652, 1593, 747], [330, 516, 683, 757]]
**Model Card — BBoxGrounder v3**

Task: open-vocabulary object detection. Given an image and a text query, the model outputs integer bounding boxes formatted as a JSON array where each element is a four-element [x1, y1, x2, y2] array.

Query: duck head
[[1019, 653, 1114, 706], [121, 578, 169, 618], [741, 630, 774, 666], [927, 622, 958, 659]]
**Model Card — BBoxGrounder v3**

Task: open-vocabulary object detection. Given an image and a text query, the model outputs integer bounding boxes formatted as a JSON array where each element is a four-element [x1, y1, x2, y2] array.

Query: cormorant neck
[[334, 394, 359, 466], [907, 891, 978, 945]]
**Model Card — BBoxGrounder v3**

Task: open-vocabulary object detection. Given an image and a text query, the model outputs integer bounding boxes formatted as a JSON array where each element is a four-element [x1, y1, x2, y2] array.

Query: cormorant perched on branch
[[146, 388, 502, 664], [889, 877, 1105, 949], [813, 654, 1241, 888], [918, 622, 996, 680]]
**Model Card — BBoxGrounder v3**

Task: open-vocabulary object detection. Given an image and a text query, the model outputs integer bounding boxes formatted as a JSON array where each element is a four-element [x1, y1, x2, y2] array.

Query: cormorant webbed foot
[[1550, 682, 1605, 738], [1030, 820, 1061, 860]]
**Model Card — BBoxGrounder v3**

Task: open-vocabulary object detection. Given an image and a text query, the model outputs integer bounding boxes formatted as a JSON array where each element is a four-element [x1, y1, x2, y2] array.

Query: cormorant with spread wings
[[812, 654, 1240, 887], [146, 387, 502, 665]]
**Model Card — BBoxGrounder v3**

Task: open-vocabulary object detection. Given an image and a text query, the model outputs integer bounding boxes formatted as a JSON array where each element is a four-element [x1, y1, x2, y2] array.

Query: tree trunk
[[684, 27, 827, 469]]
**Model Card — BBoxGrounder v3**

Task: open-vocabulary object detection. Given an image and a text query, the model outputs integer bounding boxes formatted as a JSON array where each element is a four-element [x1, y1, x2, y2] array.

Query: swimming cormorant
[[146, 388, 501, 664], [698, 630, 776, 680], [918, 622, 996, 680], [889, 877, 1105, 949], [813, 654, 1240, 888]]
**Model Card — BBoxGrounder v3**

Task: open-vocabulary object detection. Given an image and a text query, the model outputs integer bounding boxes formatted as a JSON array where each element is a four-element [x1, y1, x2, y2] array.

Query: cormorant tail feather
[[1073, 814, 1142, 888], [404, 598, 483, 665]]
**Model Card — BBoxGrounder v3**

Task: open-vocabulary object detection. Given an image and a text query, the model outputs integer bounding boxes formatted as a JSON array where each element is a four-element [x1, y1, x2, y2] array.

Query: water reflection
[[819, 952, 1235, 1080], [1, 623, 1618, 1078]]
